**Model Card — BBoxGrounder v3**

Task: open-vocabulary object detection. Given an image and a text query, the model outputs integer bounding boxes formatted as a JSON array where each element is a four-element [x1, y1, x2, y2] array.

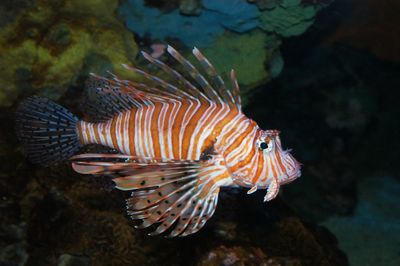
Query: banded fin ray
[[191, 47, 237, 108], [166, 45, 221, 103], [84, 45, 242, 121], [15, 96, 81, 166], [143, 45, 242, 108], [230, 69, 241, 109], [140, 51, 207, 101], [85, 73, 179, 121], [70, 153, 232, 237], [122, 63, 199, 101]]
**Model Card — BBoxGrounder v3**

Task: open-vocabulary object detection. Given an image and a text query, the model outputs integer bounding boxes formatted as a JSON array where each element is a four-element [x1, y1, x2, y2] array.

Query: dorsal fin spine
[[121, 64, 184, 101], [230, 69, 241, 109], [141, 51, 207, 101], [167, 45, 222, 103], [192, 47, 236, 107], [85, 45, 242, 122]]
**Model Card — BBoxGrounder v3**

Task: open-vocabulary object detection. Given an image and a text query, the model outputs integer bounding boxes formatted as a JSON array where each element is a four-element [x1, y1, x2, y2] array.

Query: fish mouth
[[280, 168, 301, 185], [288, 165, 302, 179], [280, 153, 302, 185]]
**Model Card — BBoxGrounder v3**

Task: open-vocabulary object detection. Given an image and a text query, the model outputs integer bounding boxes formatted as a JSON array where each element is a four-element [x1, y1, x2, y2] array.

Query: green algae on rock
[[259, 0, 317, 37], [0, 0, 138, 107], [198, 30, 281, 104]]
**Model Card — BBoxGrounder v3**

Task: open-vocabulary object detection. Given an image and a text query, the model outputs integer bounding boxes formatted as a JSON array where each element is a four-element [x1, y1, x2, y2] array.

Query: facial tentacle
[[263, 176, 280, 202], [247, 185, 258, 195]]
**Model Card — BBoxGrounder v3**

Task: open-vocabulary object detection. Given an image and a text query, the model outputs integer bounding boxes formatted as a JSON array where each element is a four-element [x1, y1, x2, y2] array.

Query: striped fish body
[[15, 45, 301, 237], [77, 100, 240, 161], [78, 99, 300, 197]]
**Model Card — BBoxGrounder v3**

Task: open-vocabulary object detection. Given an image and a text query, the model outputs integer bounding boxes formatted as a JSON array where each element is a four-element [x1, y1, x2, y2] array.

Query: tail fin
[[15, 96, 81, 166]]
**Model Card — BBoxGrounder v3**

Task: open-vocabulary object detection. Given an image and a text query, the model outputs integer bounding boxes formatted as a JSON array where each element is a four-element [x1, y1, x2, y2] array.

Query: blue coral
[[202, 0, 260, 33], [118, 0, 259, 47]]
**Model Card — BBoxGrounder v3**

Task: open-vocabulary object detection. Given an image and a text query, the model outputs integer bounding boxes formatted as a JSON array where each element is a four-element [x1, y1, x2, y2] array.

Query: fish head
[[254, 129, 302, 186], [227, 128, 301, 188]]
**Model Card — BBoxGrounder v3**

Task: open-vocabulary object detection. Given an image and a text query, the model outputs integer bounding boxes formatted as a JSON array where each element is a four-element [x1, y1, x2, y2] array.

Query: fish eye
[[258, 139, 272, 151], [257, 137, 274, 152], [260, 142, 268, 150]]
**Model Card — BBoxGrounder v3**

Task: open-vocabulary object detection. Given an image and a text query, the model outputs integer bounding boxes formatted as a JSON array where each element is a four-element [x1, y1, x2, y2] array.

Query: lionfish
[[15, 46, 301, 237]]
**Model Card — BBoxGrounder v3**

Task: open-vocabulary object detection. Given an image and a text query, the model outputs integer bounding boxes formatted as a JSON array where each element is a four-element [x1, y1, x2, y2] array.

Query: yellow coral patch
[[0, 0, 139, 107]]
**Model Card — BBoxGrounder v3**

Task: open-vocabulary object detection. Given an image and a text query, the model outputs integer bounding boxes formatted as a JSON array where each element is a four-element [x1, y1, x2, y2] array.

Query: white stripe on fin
[[84, 45, 243, 122], [70, 153, 232, 237], [192, 47, 237, 107]]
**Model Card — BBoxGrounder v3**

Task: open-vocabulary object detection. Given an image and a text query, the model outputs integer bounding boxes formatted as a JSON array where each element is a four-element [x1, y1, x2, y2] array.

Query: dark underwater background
[[0, 0, 399, 265]]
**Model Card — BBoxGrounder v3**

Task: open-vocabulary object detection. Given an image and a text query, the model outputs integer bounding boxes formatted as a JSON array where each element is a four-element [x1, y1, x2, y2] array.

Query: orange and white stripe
[[76, 45, 301, 196], [76, 96, 300, 192]]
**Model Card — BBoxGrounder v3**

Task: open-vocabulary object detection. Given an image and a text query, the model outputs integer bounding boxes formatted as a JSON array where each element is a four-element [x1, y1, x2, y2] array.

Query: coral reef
[[0, 0, 330, 108], [1, 0, 400, 265], [179, 0, 202, 15], [259, 0, 317, 37], [248, 0, 282, 10], [0, 0, 138, 107], [118, 0, 329, 103], [199, 245, 295, 265], [0, 145, 348, 265], [0, 94, 350, 265], [119, 0, 260, 47], [202, 0, 260, 33], [119, 0, 324, 45], [199, 30, 280, 99], [0, 223, 28, 266], [119, 0, 327, 44], [57, 254, 90, 266], [0, 0, 32, 27], [323, 175, 400, 266]]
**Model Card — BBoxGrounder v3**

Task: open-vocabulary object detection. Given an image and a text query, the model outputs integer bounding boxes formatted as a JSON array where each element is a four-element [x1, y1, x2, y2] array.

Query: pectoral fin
[[71, 153, 232, 237]]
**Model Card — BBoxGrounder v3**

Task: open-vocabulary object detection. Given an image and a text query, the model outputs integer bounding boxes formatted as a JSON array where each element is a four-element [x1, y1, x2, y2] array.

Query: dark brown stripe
[[151, 103, 162, 158], [110, 114, 118, 150], [129, 109, 136, 156]]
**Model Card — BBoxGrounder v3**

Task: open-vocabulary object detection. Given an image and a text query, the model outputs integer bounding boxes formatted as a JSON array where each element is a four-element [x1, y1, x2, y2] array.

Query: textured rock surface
[[0, 0, 138, 107], [248, 0, 281, 10], [57, 254, 90, 266], [5, 1, 400, 265], [0, 148, 348, 265], [0, 0, 331, 108], [260, 0, 317, 37], [119, 0, 260, 47], [117, 0, 329, 104], [0, 95, 349, 265], [200, 30, 280, 99], [323, 175, 400, 266]]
